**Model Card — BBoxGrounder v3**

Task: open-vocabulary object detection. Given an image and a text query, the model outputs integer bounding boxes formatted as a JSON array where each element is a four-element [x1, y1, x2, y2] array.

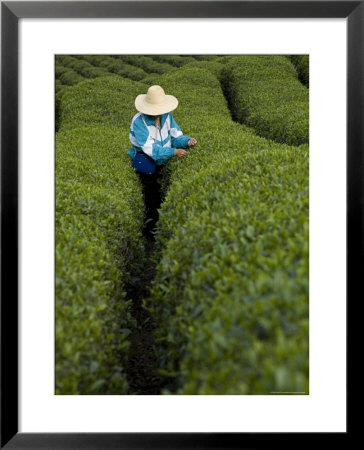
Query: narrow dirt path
[[125, 236, 162, 395], [124, 154, 166, 394]]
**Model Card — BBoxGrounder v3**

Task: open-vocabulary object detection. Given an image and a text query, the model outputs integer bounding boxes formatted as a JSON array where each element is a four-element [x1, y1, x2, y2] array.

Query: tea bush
[[183, 60, 225, 80], [56, 210, 134, 395], [151, 148, 309, 395], [190, 55, 219, 61], [140, 73, 162, 86], [58, 55, 115, 79], [55, 78, 64, 93], [150, 55, 196, 67], [220, 55, 309, 146], [56, 125, 145, 394], [115, 55, 175, 75], [56, 55, 84, 72], [59, 69, 86, 86], [146, 67, 309, 394], [55, 89, 67, 130], [56, 55, 77, 66], [55, 64, 69, 79], [57, 75, 148, 130], [78, 55, 147, 81], [56, 75, 148, 393], [290, 55, 309, 87]]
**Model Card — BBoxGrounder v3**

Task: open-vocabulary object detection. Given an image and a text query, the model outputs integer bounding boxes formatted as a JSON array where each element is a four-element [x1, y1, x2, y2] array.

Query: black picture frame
[[1, 1, 357, 448]]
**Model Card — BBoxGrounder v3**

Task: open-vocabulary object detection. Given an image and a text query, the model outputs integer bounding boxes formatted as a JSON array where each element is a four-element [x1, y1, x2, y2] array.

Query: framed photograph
[[1, 0, 356, 447]]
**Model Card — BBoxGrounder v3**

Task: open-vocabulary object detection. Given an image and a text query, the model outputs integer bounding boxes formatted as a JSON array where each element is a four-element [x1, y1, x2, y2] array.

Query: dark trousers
[[137, 165, 163, 239]]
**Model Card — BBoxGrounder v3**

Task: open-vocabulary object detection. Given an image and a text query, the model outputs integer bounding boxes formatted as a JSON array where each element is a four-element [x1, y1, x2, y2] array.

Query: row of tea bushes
[[290, 55, 309, 87], [54, 55, 222, 90], [76, 55, 148, 81], [55, 78, 64, 93], [190, 55, 219, 61], [56, 127, 145, 394], [55, 55, 309, 98], [56, 76, 147, 394], [55, 65, 71, 94], [152, 146, 309, 395], [57, 67, 86, 87], [57, 75, 148, 131], [55, 72, 147, 134], [220, 55, 309, 146], [56, 127, 146, 282], [150, 54, 197, 67], [55, 89, 67, 130], [55, 59, 108, 94], [114, 55, 175, 75], [55, 64, 69, 79], [183, 59, 225, 81], [147, 67, 309, 394], [140, 73, 162, 86], [56, 55, 115, 80]]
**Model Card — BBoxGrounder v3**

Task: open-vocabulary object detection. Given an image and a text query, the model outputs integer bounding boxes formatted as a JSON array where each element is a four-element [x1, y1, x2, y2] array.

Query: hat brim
[[135, 94, 178, 115]]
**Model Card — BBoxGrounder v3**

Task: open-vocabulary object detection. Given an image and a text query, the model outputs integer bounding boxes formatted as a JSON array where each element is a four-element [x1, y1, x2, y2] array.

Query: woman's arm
[[169, 113, 191, 149]]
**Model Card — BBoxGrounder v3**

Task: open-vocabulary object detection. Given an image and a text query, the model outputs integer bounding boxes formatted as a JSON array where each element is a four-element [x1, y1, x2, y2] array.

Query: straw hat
[[135, 85, 178, 115]]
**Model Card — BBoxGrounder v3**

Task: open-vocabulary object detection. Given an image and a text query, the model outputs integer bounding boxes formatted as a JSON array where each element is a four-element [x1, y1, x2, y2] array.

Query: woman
[[127, 85, 197, 239]]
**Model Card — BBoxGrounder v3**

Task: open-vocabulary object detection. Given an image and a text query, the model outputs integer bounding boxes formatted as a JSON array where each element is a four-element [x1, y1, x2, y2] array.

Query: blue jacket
[[127, 112, 191, 165]]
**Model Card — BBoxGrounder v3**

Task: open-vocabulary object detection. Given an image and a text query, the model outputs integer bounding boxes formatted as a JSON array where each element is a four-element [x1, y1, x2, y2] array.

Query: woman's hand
[[188, 138, 197, 147], [174, 149, 188, 158]]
